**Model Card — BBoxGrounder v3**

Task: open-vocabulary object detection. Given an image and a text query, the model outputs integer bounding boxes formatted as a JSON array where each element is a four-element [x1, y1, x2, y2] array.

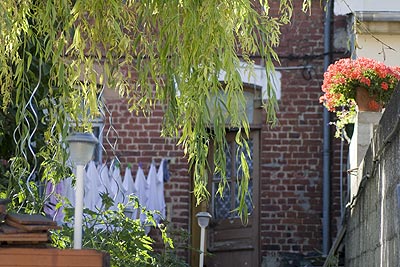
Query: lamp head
[[66, 132, 98, 165], [196, 211, 212, 228]]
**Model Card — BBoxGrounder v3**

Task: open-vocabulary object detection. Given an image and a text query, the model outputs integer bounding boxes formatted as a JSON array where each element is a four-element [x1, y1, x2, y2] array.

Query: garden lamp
[[66, 132, 98, 249], [196, 211, 212, 267]]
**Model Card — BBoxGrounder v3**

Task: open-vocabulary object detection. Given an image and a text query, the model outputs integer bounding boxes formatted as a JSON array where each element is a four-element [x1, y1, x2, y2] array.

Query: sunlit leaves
[[51, 196, 174, 266], [0, 0, 312, 221]]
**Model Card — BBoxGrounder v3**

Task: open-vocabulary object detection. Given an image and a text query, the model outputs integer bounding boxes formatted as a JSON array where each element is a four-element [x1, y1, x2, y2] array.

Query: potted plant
[[320, 57, 400, 137]]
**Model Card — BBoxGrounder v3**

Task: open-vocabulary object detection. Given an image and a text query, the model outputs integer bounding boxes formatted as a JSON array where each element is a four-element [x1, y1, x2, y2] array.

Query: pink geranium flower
[[319, 57, 400, 137]]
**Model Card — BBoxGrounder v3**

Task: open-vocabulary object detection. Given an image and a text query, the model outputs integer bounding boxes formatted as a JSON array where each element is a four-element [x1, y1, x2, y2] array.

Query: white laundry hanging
[[44, 172, 76, 224], [135, 165, 149, 226], [62, 160, 76, 208], [84, 161, 102, 211], [110, 164, 125, 210], [63, 173, 76, 208], [123, 166, 138, 219], [44, 181, 64, 223], [98, 163, 111, 200], [95, 163, 113, 230], [146, 163, 158, 212], [156, 159, 166, 222], [147, 161, 166, 224], [53, 159, 167, 232]]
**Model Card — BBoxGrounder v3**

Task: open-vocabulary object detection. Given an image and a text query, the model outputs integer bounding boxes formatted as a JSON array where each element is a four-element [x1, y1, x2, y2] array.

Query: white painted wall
[[356, 34, 400, 66], [334, 0, 400, 66], [335, 0, 400, 15], [218, 63, 282, 101]]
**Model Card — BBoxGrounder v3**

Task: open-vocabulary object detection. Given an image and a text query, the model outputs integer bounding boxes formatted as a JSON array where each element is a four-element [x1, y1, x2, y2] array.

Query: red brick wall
[[102, 2, 349, 264], [257, 5, 349, 260], [102, 99, 191, 257], [258, 3, 325, 255]]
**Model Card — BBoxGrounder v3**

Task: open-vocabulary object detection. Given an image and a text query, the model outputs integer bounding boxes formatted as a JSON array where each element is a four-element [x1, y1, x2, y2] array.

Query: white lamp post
[[196, 211, 212, 267], [66, 132, 98, 249]]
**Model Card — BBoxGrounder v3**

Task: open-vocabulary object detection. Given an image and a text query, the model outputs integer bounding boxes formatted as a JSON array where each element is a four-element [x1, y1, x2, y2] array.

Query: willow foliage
[[0, 0, 311, 219]]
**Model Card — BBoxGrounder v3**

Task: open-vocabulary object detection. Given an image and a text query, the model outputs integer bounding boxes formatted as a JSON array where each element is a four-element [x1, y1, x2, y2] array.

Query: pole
[[322, 0, 333, 255], [199, 227, 205, 267], [73, 164, 85, 249]]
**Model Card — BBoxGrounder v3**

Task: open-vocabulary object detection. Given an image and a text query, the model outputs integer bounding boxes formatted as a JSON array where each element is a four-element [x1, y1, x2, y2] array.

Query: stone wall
[[345, 88, 400, 266]]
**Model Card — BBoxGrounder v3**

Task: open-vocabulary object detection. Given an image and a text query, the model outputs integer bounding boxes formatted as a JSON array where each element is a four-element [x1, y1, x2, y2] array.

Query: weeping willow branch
[[0, 0, 312, 220]]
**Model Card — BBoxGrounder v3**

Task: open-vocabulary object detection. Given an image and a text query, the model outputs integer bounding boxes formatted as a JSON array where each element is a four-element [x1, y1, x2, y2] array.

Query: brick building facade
[[101, 2, 349, 266]]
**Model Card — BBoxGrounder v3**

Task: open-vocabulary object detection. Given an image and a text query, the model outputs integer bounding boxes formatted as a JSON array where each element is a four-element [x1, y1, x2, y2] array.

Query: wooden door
[[205, 130, 260, 267]]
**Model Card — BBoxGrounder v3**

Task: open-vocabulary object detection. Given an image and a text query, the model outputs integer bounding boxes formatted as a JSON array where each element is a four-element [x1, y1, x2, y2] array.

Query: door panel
[[207, 250, 254, 267], [206, 131, 260, 267]]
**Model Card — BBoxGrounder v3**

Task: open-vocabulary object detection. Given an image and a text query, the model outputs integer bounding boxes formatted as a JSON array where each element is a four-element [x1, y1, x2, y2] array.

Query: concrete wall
[[355, 19, 400, 67], [334, 0, 400, 15], [334, 0, 400, 66], [345, 88, 400, 266]]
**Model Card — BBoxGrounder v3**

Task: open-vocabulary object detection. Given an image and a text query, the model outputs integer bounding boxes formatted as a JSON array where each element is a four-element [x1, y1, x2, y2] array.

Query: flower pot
[[356, 87, 382, 112]]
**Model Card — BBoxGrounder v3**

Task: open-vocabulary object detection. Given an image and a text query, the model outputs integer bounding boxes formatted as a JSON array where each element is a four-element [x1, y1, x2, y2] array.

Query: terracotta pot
[[355, 87, 382, 112]]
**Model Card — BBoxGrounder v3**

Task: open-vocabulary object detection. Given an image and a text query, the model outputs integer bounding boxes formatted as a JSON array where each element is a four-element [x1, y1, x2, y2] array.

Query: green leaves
[[51, 196, 178, 267], [0, 0, 311, 222]]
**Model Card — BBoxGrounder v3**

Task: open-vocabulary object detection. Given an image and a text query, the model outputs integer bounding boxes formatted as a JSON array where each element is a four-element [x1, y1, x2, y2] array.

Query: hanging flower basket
[[355, 86, 382, 112], [320, 57, 400, 137]]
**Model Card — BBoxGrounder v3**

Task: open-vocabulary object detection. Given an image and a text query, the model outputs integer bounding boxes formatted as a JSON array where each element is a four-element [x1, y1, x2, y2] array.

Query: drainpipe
[[322, 0, 333, 256]]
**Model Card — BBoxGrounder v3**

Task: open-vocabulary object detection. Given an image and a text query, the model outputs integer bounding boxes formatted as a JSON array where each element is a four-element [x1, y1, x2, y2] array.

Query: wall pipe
[[322, 0, 334, 256]]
